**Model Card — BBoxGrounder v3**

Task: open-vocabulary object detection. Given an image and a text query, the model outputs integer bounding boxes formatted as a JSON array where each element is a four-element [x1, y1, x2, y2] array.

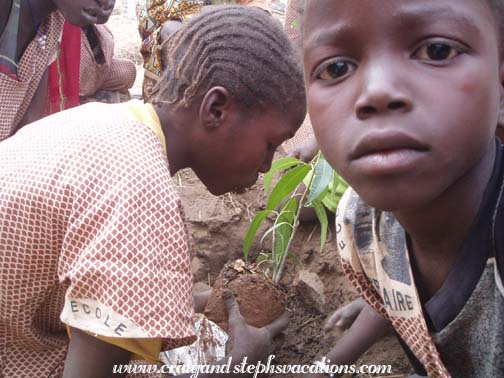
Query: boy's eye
[[413, 40, 465, 62], [313, 59, 356, 81]]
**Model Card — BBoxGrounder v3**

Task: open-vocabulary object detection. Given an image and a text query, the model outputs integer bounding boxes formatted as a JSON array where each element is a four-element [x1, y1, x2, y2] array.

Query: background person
[[136, 0, 271, 101], [0, 0, 115, 141]]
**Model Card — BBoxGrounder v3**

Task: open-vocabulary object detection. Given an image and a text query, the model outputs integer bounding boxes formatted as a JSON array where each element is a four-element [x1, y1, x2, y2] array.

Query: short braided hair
[[152, 5, 306, 113]]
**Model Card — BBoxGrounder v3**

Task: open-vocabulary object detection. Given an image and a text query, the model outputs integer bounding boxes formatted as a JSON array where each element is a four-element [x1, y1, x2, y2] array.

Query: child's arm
[[324, 298, 366, 331], [63, 327, 131, 378], [63, 291, 288, 378], [304, 302, 391, 378]]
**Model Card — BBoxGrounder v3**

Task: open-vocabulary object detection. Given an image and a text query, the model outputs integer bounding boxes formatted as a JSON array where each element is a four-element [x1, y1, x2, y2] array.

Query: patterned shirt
[[0, 11, 64, 141], [0, 101, 195, 377]]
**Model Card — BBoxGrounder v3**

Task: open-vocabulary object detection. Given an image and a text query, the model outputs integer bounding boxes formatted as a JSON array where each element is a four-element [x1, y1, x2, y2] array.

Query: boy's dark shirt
[[401, 139, 504, 375]]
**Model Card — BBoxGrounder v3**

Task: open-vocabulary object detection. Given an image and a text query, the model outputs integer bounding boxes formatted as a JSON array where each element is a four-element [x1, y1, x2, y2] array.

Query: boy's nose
[[354, 63, 412, 120], [96, 0, 115, 11], [259, 150, 275, 173]]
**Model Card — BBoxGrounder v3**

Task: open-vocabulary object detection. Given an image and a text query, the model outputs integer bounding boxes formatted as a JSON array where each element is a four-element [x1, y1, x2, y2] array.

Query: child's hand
[[289, 135, 319, 163], [324, 298, 365, 331], [223, 290, 289, 364], [193, 289, 213, 313]]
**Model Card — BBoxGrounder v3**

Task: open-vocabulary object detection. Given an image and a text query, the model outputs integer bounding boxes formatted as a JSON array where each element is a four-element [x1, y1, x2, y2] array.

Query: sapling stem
[[272, 157, 317, 283]]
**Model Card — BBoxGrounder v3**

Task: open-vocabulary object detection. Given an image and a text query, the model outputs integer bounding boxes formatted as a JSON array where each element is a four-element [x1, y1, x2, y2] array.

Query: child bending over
[[0, 6, 305, 378]]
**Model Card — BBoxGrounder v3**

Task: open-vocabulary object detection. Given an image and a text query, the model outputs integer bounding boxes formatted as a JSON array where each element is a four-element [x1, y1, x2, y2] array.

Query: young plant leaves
[[263, 157, 304, 193], [273, 197, 298, 261], [312, 199, 328, 251], [243, 209, 271, 260], [307, 156, 334, 204], [266, 164, 311, 210], [260, 221, 294, 246]]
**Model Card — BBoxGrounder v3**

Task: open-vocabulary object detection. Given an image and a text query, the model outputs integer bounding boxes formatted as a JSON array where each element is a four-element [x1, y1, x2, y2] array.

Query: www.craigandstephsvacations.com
[[112, 355, 393, 377]]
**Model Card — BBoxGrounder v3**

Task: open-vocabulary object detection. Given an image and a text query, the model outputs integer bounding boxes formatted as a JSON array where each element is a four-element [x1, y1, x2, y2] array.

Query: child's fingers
[[223, 290, 243, 325], [288, 149, 302, 159], [264, 311, 289, 337], [323, 312, 341, 331]]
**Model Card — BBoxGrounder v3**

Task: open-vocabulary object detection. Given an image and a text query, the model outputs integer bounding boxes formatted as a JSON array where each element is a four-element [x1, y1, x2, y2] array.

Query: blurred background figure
[[0, 0, 133, 141], [136, 0, 272, 101], [46, 21, 137, 115]]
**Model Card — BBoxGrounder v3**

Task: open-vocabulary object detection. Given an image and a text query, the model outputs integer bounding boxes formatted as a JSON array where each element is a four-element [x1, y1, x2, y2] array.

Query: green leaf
[[308, 156, 334, 204], [266, 164, 311, 210], [273, 198, 298, 260], [263, 157, 304, 193], [312, 199, 328, 251], [260, 221, 294, 245], [287, 251, 301, 267], [329, 173, 340, 195], [243, 209, 271, 260], [257, 252, 271, 264], [310, 185, 330, 204]]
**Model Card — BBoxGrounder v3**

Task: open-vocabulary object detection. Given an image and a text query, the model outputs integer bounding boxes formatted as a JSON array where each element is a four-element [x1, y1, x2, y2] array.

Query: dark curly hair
[[151, 5, 306, 114]]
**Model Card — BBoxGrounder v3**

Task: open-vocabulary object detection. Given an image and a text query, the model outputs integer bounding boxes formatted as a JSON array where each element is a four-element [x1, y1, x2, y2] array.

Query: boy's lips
[[81, 7, 112, 24], [349, 131, 430, 175]]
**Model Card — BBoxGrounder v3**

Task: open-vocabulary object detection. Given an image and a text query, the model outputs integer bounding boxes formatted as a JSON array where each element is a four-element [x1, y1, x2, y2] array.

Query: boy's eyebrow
[[395, 6, 481, 37], [304, 6, 481, 54], [303, 22, 352, 55]]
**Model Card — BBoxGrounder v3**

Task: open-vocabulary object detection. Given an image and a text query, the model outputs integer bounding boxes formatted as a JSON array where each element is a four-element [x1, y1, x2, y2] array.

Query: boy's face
[[191, 107, 303, 196], [52, 0, 115, 26], [304, 0, 504, 211]]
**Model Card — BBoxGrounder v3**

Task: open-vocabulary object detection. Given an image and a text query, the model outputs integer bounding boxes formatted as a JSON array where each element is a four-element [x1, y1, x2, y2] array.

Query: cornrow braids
[[152, 5, 306, 113]]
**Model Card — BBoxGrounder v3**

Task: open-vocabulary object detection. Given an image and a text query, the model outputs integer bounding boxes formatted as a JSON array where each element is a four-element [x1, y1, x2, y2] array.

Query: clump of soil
[[204, 260, 287, 332]]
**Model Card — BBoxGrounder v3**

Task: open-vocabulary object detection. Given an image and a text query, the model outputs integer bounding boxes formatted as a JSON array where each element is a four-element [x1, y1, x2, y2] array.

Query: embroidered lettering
[[71, 301, 78, 313], [115, 323, 127, 336], [82, 304, 91, 314]]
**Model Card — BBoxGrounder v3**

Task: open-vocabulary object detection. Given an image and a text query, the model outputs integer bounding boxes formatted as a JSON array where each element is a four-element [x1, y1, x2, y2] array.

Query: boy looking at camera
[[303, 0, 504, 376]]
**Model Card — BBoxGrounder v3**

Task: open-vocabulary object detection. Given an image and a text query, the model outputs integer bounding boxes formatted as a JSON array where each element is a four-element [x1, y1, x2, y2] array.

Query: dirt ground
[[174, 168, 412, 378], [106, 7, 413, 378]]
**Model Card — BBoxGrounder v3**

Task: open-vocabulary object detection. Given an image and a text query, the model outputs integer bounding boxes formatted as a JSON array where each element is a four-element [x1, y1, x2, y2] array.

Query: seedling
[[243, 152, 341, 283]]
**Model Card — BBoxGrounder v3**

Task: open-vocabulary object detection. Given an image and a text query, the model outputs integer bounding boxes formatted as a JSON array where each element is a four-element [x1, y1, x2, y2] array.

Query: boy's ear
[[199, 87, 231, 129]]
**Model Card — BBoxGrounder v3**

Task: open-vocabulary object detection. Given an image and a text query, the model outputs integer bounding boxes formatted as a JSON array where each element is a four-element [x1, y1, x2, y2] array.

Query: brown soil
[[204, 260, 287, 332], [171, 166, 413, 378], [107, 8, 413, 377]]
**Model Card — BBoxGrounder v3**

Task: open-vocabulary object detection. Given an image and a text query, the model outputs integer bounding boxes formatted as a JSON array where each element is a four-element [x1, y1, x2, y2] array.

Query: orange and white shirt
[[0, 101, 195, 377]]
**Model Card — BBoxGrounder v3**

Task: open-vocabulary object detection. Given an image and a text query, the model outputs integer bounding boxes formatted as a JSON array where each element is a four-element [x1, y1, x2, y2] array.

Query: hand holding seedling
[[175, 290, 289, 378], [223, 290, 289, 364]]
